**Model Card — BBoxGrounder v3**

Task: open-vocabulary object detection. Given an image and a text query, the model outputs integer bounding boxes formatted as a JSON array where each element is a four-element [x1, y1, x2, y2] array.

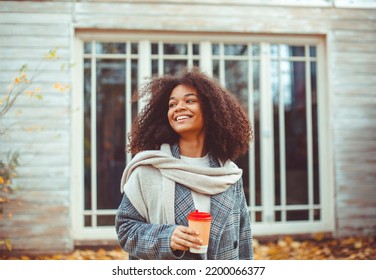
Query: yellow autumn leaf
[[5, 239, 12, 251], [354, 241, 362, 249], [97, 248, 107, 256], [277, 239, 287, 247], [313, 232, 325, 241], [0, 176, 4, 184], [284, 235, 293, 244], [45, 49, 57, 60], [54, 83, 62, 90]]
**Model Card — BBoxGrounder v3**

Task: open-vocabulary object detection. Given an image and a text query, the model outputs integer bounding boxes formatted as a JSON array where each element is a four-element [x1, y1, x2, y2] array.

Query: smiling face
[[167, 84, 205, 140]]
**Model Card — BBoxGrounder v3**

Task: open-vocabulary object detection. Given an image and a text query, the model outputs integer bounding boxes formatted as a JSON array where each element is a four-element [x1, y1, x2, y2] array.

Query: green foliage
[[0, 152, 19, 251], [0, 151, 20, 187], [0, 239, 12, 251]]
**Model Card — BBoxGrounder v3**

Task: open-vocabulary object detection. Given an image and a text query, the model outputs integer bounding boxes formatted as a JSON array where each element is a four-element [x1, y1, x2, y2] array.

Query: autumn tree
[[0, 48, 70, 251]]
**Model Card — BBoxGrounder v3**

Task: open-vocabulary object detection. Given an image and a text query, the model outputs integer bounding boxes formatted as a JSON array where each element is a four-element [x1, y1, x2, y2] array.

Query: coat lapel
[[174, 183, 196, 225], [208, 187, 235, 255], [171, 144, 236, 251]]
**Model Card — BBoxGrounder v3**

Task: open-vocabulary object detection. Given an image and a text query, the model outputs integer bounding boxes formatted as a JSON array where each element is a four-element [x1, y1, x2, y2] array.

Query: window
[[72, 34, 333, 240], [151, 42, 200, 75]]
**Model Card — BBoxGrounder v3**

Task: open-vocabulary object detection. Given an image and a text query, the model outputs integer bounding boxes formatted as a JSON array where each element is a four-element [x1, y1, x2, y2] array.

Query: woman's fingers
[[171, 226, 203, 251]]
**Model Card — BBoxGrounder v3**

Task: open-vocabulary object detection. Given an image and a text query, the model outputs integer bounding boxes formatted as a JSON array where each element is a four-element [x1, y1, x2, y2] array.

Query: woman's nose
[[174, 102, 187, 112]]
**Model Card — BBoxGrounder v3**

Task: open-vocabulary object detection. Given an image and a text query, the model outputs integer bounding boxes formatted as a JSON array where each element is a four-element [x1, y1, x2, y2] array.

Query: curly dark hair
[[127, 66, 252, 162]]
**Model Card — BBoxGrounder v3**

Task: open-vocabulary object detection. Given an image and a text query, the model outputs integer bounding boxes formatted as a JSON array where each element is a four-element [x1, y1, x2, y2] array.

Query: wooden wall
[[0, 0, 375, 255], [0, 1, 74, 255]]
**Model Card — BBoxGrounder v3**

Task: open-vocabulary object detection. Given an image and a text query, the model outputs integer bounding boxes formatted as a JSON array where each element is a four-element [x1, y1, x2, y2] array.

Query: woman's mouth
[[175, 115, 192, 121]]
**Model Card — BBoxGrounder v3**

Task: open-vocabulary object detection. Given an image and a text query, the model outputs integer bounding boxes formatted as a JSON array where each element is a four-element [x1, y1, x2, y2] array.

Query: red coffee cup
[[187, 210, 212, 254]]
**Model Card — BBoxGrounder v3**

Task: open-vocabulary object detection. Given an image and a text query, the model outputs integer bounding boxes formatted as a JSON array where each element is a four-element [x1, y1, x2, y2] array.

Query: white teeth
[[176, 115, 190, 121]]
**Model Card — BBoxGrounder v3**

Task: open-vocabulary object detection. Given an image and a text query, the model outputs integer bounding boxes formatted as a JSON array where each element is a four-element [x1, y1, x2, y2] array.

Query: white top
[[180, 154, 211, 213]]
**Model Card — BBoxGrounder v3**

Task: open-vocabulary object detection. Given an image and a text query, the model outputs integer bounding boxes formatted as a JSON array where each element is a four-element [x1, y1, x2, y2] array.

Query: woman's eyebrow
[[169, 93, 197, 100]]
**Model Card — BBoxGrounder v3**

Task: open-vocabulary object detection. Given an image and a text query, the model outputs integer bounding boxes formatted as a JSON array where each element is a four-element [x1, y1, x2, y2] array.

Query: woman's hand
[[170, 226, 203, 251]]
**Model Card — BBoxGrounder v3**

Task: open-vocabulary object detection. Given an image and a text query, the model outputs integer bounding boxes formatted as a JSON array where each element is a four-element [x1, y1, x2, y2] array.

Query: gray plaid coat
[[115, 144, 253, 260]]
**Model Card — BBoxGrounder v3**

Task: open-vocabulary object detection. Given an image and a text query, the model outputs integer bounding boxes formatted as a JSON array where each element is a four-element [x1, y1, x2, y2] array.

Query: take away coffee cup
[[187, 210, 212, 254]]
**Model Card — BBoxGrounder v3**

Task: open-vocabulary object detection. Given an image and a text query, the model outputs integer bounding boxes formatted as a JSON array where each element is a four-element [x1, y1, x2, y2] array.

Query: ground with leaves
[[1, 236, 375, 260]]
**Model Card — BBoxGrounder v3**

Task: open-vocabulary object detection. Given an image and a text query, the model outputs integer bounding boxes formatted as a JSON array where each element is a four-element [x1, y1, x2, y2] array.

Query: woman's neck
[[178, 137, 206, 158]]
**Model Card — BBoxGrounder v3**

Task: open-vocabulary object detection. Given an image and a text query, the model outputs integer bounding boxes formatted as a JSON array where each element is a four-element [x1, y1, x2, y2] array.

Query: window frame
[[71, 31, 334, 240]]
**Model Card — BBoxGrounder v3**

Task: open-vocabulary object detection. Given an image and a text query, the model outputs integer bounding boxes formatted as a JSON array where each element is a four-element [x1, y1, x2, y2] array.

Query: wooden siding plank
[[72, 14, 376, 33], [0, 119, 70, 130], [335, 130, 376, 141], [0, 47, 70, 60], [335, 66, 376, 75], [335, 151, 376, 163], [333, 75, 376, 86], [338, 227, 376, 237], [2, 238, 73, 254], [337, 218, 376, 229], [0, 71, 71, 83], [333, 30, 376, 42], [333, 52, 376, 65], [73, 0, 333, 8], [337, 177, 376, 187], [74, 3, 376, 20], [0, 13, 71, 24], [1, 142, 70, 155], [2, 107, 70, 119], [337, 211, 376, 221], [0, 23, 70, 36], [333, 95, 376, 106], [0, 95, 70, 108], [335, 138, 376, 151], [11, 179, 71, 191], [2, 131, 70, 143], [337, 196, 376, 209], [338, 183, 376, 195], [332, 85, 375, 96], [336, 164, 376, 177], [335, 0, 376, 9], [336, 166, 376, 180], [13, 154, 70, 166], [0, 1, 72, 13], [2, 202, 69, 215], [2, 190, 70, 204], [14, 166, 70, 178], [334, 109, 376, 121], [1, 214, 69, 228], [333, 42, 376, 53], [1, 226, 71, 239], [0, 36, 70, 48], [4, 116, 70, 131], [337, 130, 375, 139]]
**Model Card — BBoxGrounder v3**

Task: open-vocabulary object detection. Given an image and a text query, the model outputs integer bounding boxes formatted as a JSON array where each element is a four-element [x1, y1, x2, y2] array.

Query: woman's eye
[[169, 103, 176, 108]]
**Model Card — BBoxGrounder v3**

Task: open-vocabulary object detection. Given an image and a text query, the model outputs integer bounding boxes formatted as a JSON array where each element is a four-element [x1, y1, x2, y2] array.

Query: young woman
[[115, 67, 253, 260]]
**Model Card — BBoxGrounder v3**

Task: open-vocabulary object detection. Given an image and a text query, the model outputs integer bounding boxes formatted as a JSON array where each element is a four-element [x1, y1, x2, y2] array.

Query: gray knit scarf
[[120, 143, 242, 224]]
